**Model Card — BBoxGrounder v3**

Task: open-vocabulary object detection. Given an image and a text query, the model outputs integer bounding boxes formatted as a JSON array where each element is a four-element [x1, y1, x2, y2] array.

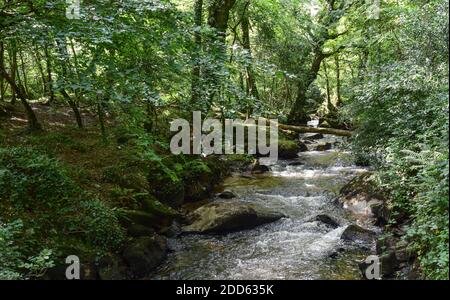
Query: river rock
[[312, 142, 332, 151], [251, 164, 271, 174], [182, 201, 286, 234], [218, 190, 237, 199], [341, 224, 376, 243], [369, 202, 390, 226], [380, 251, 398, 277], [314, 214, 340, 228], [298, 141, 309, 152], [122, 235, 168, 278], [278, 140, 300, 159], [303, 133, 324, 140]]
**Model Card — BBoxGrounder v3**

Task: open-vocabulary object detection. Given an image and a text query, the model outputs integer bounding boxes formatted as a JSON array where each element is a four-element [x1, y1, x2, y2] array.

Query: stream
[[154, 135, 374, 280]]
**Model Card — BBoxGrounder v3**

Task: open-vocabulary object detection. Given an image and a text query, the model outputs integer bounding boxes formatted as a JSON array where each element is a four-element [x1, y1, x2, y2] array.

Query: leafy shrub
[[0, 220, 55, 280], [78, 200, 126, 251], [0, 147, 125, 278]]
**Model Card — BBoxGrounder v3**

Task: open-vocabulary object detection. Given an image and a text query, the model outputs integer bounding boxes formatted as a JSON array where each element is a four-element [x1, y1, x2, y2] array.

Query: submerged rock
[[251, 164, 271, 174], [122, 235, 168, 278], [297, 141, 309, 152], [182, 201, 286, 234], [312, 142, 332, 151], [341, 224, 376, 244], [218, 190, 237, 199], [314, 214, 340, 228]]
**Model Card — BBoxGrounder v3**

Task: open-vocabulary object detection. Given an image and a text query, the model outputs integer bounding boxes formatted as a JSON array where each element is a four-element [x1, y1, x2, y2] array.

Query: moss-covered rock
[[278, 139, 300, 159], [183, 201, 286, 234], [122, 235, 168, 278]]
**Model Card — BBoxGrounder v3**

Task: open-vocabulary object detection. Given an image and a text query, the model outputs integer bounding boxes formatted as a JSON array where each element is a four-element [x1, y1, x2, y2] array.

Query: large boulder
[[182, 201, 286, 234], [122, 235, 168, 278], [341, 224, 376, 244], [336, 173, 389, 224]]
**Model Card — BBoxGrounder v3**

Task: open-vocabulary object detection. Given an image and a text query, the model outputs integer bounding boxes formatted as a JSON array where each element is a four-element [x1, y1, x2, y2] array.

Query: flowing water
[[154, 135, 374, 280]]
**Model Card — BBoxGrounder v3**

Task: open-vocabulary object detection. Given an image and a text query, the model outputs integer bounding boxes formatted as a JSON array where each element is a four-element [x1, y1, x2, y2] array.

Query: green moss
[[278, 139, 299, 152]]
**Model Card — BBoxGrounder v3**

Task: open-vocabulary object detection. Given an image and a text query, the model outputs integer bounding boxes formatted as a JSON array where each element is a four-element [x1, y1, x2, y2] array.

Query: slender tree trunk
[[69, 39, 82, 101], [0, 41, 5, 102], [61, 89, 83, 128], [18, 50, 29, 97], [241, 1, 259, 109], [33, 46, 47, 96], [10, 42, 17, 104], [335, 54, 342, 108], [97, 101, 107, 143], [323, 60, 332, 111], [43, 44, 55, 103], [0, 64, 41, 131], [190, 0, 203, 107], [56, 37, 83, 128]]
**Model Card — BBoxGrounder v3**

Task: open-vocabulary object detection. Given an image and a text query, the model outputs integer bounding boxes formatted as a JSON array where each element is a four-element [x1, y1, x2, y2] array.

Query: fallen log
[[212, 113, 353, 137], [279, 123, 352, 137]]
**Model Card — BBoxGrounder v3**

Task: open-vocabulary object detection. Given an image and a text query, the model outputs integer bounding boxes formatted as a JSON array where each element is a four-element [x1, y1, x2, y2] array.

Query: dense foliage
[[349, 0, 449, 279]]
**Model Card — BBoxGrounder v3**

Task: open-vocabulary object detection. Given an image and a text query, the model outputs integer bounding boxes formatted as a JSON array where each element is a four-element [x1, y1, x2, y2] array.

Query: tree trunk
[[279, 123, 352, 137], [10, 42, 17, 104], [56, 37, 83, 128], [203, 0, 237, 106], [335, 54, 342, 108], [43, 44, 55, 103], [241, 1, 259, 110], [33, 46, 48, 96], [323, 60, 332, 111], [61, 89, 83, 128], [0, 41, 5, 102], [0, 64, 42, 131], [207, 0, 237, 41], [97, 101, 107, 143], [18, 49, 29, 97], [190, 0, 203, 107], [288, 50, 326, 124]]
